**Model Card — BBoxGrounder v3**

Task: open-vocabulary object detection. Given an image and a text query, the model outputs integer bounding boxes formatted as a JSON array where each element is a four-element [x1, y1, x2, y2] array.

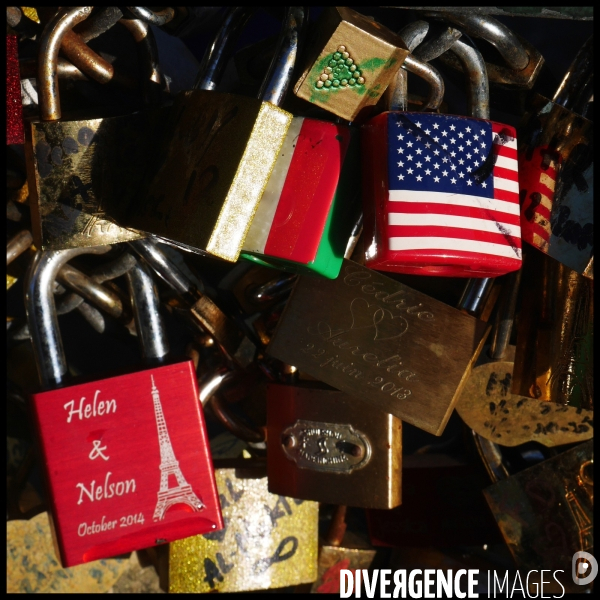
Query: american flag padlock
[[361, 38, 522, 277]]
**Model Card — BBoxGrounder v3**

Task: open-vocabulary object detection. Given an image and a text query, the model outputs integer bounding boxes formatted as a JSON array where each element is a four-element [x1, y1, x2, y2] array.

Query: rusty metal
[[20, 57, 90, 81], [412, 26, 462, 62], [73, 7, 124, 42], [37, 7, 94, 121], [60, 29, 114, 84]]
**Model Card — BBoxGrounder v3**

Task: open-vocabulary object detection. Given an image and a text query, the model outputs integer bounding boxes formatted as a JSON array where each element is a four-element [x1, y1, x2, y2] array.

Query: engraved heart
[[348, 298, 383, 331], [373, 309, 408, 342]]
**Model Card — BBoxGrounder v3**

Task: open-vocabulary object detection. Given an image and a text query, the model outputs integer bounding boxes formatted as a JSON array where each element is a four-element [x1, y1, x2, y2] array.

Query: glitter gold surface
[[206, 103, 293, 262], [21, 7, 40, 22], [169, 468, 318, 593], [7, 512, 129, 593]]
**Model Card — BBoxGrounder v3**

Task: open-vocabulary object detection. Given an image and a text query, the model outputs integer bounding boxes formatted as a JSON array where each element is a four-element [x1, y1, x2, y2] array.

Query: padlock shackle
[[7, 230, 33, 265], [489, 268, 522, 361], [387, 54, 445, 112], [398, 20, 430, 53], [457, 277, 495, 318], [412, 25, 462, 63], [24, 246, 111, 388], [258, 6, 306, 105], [194, 7, 254, 91], [552, 34, 593, 116], [37, 6, 93, 121], [448, 37, 490, 120], [118, 16, 163, 105], [472, 430, 509, 483], [125, 6, 175, 27], [129, 239, 196, 298], [424, 12, 529, 72], [126, 259, 170, 361]]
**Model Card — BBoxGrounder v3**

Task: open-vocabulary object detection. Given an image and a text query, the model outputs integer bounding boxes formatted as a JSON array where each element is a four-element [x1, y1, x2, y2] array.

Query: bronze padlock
[[267, 260, 489, 435], [267, 381, 402, 508]]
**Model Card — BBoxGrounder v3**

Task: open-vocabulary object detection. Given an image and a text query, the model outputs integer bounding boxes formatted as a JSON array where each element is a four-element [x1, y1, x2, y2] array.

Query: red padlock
[[25, 247, 223, 567], [7, 34, 25, 144], [361, 36, 521, 277]]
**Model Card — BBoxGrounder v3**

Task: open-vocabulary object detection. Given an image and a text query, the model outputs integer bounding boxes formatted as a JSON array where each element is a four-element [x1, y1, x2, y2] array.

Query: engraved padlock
[[23, 7, 163, 251], [457, 268, 594, 444], [266, 259, 489, 435], [518, 35, 593, 278], [361, 33, 522, 277], [267, 381, 402, 508], [26, 247, 222, 567], [293, 7, 410, 122]]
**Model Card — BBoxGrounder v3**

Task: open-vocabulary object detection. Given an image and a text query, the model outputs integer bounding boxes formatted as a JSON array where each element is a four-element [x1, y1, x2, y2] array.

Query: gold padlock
[[169, 459, 318, 593], [293, 7, 410, 122]]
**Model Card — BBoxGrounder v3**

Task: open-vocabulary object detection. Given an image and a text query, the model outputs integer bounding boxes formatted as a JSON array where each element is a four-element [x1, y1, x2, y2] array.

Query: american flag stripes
[[362, 112, 521, 277]]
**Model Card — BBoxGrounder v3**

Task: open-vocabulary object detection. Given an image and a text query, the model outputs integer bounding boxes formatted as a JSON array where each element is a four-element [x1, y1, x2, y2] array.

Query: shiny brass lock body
[[267, 260, 488, 435], [267, 382, 402, 508], [169, 459, 318, 593], [294, 7, 410, 122]]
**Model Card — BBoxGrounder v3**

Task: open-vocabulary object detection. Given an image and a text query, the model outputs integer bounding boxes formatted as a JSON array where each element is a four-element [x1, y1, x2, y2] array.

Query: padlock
[[23, 7, 164, 251], [457, 269, 594, 444], [517, 35, 593, 278], [116, 7, 299, 263], [293, 7, 410, 122], [483, 439, 593, 594], [422, 12, 544, 90], [129, 238, 256, 368], [25, 247, 223, 567], [361, 33, 522, 277], [120, 8, 358, 268], [267, 381, 402, 508], [511, 245, 593, 409], [266, 259, 489, 435], [310, 505, 378, 594], [238, 121, 358, 279], [169, 457, 319, 592]]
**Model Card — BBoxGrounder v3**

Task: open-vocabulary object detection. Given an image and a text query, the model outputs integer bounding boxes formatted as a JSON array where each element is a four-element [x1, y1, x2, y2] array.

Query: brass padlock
[[267, 381, 402, 508], [293, 7, 410, 122], [457, 268, 594, 444], [169, 458, 319, 593], [483, 440, 593, 594], [511, 245, 593, 409], [23, 7, 162, 250], [267, 260, 488, 435], [518, 35, 593, 278]]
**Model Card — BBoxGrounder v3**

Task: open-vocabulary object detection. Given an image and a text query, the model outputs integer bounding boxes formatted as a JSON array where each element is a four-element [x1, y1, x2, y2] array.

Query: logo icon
[[572, 551, 597, 585]]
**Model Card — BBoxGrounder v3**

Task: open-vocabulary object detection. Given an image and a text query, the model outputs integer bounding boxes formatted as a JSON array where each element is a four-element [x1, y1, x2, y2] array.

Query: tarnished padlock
[[267, 381, 402, 508], [129, 238, 256, 368], [423, 12, 544, 89], [23, 7, 163, 250], [457, 268, 594, 444], [511, 245, 593, 409], [518, 35, 593, 278], [26, 248, 222, 566], [293, 7, 410, 122], [362, 33, 521, 277], [267, 259, 489, 435], [483, 439, 593, 594]]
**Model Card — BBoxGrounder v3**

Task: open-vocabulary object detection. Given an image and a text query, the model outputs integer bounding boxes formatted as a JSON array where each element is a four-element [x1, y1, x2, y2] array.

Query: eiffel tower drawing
[[151, 375, 204, 521]]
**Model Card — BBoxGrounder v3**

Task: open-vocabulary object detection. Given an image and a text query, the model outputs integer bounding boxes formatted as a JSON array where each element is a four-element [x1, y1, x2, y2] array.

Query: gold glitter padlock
[[169, 459, 318, 593]]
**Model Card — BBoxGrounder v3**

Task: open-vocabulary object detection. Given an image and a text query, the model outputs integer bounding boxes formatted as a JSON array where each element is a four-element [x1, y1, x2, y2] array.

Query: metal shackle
[[126, 257, 169, 361], [258, 6, 306, 106], [193, 6, 255, 91], [125, 6, 175, 27], [24, 245, 111, 388], [423, 12, 530, 72], [37, 7, 93, 121]]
